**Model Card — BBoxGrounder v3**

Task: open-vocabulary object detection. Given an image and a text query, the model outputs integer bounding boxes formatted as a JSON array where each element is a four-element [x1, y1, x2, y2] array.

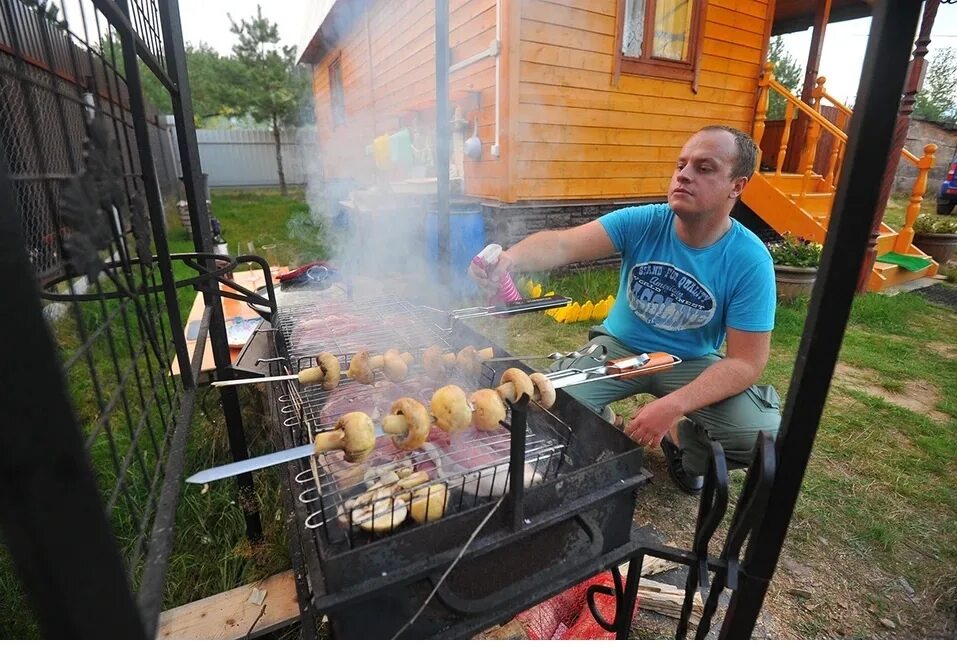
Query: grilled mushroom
[[430, 384, 472, 433], [315, 352, 341, 389], [496, 368, 535, 404], [347, 350, 375, 384], [456, 345, 478, 375], [469, 388, 507, 432], [408, 483, 448, 524], [313, 411, 376, 463], [381, 398, 431, 450], [382, 348, 408, 381], [353, 496, 407, 533], [529, 372, 556, 409], [422, 345, 446, 378]]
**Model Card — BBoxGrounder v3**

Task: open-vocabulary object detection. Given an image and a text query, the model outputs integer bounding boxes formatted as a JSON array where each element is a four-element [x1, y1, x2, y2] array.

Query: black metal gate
[[0, 0, 265, 638]]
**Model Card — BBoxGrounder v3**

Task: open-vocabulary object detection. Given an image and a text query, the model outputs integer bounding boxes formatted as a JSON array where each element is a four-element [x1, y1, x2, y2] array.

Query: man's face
[[667, 130, 747, 219]]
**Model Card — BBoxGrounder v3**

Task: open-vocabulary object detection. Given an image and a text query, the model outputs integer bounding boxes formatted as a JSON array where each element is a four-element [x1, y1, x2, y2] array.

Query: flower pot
[[774, 264, 817, 300], [913, 232, 957, 266]]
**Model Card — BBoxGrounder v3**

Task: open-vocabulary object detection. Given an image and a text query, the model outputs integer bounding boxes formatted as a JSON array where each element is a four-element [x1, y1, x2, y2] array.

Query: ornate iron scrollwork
[[58, 114, 150, 280]]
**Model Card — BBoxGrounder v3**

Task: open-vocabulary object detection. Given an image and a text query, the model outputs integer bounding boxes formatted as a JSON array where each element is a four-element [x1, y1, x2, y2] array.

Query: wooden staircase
[[742, 65, 940, 292]]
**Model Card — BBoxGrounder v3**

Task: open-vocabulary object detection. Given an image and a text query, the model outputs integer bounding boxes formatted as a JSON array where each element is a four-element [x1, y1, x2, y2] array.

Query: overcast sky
[[176, 1, 956, 104]]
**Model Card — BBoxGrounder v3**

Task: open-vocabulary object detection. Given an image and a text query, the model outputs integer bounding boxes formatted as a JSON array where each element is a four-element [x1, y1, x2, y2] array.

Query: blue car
[[939, 148, 957, 215]]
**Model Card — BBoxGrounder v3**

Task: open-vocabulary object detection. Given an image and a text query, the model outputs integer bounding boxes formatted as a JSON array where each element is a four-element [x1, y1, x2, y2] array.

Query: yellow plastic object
[[593, 298, 610, 320], [373, 134, 392, 170], [579, 300, 594, 321], [531, 283, 542, 298], [544, 290, 555, 297], [552, 305, 569, 322], [564, 302, 581, 323]]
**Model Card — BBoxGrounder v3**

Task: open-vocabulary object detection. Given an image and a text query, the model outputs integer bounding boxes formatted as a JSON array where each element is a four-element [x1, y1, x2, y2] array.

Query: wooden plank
[[518, 142, 682, 163], [518, 122, 694, 146], [703, 22, 764, 50], [518, 102, 745, 129], [521, 19, 616, 55], [520, 40, 614, 74], [540, 0, 618, 17], [519, 87, 752, 114], [156, 571, 300, 640], [701, 38, 762, 64], [710, 0, 769, 20], [706, 4, 767, 35], [450, 4, 496, 48], [521, 0, 616, 36], [516, 159, 676, 179], [520, 83, 754, 109], [520, 60, 757, 95]]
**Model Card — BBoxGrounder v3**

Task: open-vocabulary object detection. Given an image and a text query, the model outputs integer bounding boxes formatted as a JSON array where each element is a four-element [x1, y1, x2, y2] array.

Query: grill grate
[[274, 297, 453, 365], [270, 297, 575, 548]]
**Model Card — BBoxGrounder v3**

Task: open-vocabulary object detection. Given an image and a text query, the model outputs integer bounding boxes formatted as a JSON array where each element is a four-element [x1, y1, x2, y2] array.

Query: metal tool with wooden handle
[[544, 352, 681, 390]]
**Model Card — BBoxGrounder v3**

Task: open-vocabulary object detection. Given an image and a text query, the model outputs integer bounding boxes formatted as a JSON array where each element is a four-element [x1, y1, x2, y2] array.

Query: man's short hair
[[698, 125, 759, 180]]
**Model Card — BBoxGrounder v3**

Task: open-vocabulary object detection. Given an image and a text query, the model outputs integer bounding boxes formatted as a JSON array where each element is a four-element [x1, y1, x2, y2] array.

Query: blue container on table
[[425, 203, 485, 297]]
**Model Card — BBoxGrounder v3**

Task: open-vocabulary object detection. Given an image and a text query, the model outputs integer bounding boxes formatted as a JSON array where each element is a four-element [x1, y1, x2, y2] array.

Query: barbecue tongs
[[544, 351, 681, 389]]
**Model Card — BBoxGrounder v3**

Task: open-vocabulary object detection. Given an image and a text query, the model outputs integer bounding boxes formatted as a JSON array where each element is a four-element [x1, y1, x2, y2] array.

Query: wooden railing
[[753, 62, 937, 245]]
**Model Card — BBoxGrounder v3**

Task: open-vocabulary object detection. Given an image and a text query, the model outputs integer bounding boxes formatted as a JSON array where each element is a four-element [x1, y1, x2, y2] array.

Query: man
[[469, 125, 781, 494]]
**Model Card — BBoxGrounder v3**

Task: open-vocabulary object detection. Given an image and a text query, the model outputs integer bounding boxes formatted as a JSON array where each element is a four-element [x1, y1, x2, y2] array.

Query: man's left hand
[[624, 397, 684, 447]]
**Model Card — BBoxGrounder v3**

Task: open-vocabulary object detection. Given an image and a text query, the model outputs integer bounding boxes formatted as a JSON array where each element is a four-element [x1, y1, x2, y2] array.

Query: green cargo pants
[[551, 327, 781, 475]]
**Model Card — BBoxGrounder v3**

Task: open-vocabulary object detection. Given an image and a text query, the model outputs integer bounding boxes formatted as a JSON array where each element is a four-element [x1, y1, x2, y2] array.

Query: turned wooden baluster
[[797, 78, 825, 208], [775, 101, 795, 175], [753, 62, 773, 170], [895, 143, 937, 253], [824, 138, 842, 190]]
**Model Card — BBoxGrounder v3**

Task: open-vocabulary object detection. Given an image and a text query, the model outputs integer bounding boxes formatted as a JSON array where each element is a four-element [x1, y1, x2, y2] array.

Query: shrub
[[767, 234, 822, 268], [913, 213, 957, 234]]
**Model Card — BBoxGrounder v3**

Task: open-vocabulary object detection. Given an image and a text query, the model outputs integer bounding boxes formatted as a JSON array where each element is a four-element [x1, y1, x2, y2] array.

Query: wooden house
[[299, 0, 943, 291]]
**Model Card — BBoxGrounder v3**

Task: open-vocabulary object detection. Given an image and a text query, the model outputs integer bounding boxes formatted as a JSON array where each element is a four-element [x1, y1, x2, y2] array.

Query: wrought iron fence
[[0, 0, 252, 638]]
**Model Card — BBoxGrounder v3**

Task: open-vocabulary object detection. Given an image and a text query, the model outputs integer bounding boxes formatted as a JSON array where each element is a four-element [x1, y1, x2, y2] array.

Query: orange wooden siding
[[310, 0, 505, 200], [515, 0, 772, 200]]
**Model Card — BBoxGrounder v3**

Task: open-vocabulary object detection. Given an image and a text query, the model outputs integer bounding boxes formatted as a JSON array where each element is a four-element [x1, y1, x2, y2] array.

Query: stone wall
[[894, 118, 957, 195]]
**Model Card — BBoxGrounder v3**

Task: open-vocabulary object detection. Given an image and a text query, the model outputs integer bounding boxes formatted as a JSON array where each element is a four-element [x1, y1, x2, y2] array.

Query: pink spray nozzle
[[473, 243, 522, 304]]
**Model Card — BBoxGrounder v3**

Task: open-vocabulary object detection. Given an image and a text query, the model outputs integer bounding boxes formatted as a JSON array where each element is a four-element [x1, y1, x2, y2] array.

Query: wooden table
[[173, 268, 285, 380]]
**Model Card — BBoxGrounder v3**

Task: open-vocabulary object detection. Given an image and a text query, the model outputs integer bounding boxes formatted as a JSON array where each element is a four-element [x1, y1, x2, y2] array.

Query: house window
[[329, 56, 345, 126], [617, 0, 705, 84]]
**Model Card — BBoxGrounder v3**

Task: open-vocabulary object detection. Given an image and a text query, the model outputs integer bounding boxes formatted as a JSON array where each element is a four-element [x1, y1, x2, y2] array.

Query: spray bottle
[[471, 243, 522, 305]]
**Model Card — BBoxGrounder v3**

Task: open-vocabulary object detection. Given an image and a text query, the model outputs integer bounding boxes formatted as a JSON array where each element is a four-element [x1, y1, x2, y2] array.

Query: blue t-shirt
[[598, 203, 775, 359]]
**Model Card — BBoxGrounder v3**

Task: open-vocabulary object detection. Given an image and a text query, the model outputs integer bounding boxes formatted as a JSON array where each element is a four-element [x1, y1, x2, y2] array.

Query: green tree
[[767, 36, 803, 120], [100, 38, 239, 127], [228, 6, 309, 195], [914, 47, 957, 125]]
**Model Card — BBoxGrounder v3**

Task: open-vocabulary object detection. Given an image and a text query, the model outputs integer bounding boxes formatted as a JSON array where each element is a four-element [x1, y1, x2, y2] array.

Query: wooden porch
[[742, 62, 940, 292]]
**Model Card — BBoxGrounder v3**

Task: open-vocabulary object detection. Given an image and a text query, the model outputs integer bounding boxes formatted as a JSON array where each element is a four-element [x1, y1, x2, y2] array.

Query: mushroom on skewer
[[529, 372, 557, 409], [313, 411, 376, 463], [381, 398, 431, 450], [346, 350, 376, 385], [469, 388, 507, 432], [430, 384, 472, 434], [495, 367, 535, 404]]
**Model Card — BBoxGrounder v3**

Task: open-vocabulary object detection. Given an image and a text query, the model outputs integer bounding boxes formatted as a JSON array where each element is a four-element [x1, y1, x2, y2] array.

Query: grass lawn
[[480, 268, 957, 638], [4, 188, 953, 638]]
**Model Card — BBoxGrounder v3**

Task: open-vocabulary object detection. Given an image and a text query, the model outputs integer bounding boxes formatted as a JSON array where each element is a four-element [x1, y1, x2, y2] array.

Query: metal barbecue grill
[[255, 292, 650, 638]]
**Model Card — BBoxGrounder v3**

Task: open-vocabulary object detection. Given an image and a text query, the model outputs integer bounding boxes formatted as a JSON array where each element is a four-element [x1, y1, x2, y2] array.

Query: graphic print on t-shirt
[[626, 262, 716, 331]]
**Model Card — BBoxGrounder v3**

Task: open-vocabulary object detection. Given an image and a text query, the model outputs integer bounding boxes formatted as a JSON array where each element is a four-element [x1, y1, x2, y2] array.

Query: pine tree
[[228, 6, 309, 195]]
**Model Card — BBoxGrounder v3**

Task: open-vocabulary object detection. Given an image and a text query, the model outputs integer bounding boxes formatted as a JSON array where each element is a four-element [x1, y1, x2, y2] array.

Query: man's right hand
[[469, 251, 514, 297]]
